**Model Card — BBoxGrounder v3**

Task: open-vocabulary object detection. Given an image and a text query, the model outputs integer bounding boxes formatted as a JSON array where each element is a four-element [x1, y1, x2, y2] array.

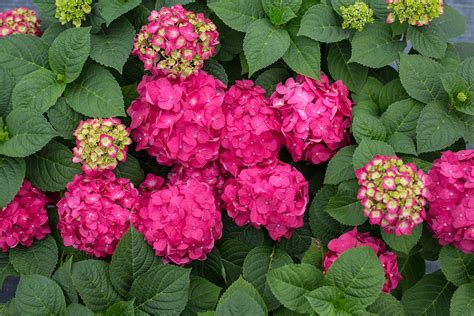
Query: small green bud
[[457, 92, 468, 103], [341, 2, 375, 32]]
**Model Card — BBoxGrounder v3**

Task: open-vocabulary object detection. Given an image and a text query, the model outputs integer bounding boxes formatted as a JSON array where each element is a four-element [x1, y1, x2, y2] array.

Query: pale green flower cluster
[[55, 0, 92, 27], [341, 1, 375, 32], [386, 0, 444, 26]]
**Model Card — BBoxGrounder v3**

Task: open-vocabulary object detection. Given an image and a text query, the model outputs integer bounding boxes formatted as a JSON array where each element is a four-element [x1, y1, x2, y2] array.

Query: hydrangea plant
[[0, 0, 472, 315]]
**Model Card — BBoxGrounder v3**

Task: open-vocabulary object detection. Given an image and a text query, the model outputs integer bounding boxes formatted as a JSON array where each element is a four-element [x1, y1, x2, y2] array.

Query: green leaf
[[399, 54, 448, 103], [352, 113, 387, 143], [0, 109, 58, 158], [370, 0, 390, 20], [267, 264, 324, 314], [49, 27, 91, 83], [25, 141, 81, 192], [378, 79, 409, 113], [222, 216, 265, 247], [64, 303, 94, 316], [33, 0, 57, 23], [64, 63, 125, 117], [381, 224, 422, 254], [220, 240, 252, 285], [458, 57, 474, 90], [71, 260, 121, 312], [353, 100, 380, 117], [350, 23, 405, 68], [324, 145, 356, 185], [326, 247, 385, 306], [215, 21, 244, 62], [324, 186, 366, 226], [90, 18, 136, 74], [16, 275, 66, 315], [41, 23, 68, 45], [298, 4, 348, 43], [191, 249, 224, 286], [207, 0, 265, 32], [0, 35, 49, 81], [304, 286, 345, 315], [353, 76, 384, 104], [327, 41, 368, 93], [387, 133, 417, 156], [106, 300, 136, 316], [416, 101, 464, 154], [397, 253, 426, 293], [438, 43, 460, 72], [450, 283, 474, 316], [47, 98, 83, 140], [183, 276, 221, 314], [9, 236, 58, 277], [279, 224, 313, 260], [262, 0, 302, 16], [216, 277, 267, 316], [439, 245, 474, 287], [52, 258, 78, 305], [352, 139, 396, 170], [243, 246, 293, 310], [129, 265, 191, 315], [267, 6, 297, 26], [0, 67, 15, 117], [113, 155, 145, 188], [381, 99, 424, 138], [282, 20, 321, 81], [0, 156, 25, 208], [457, 111, 474, 144], [12, 69, 66, 113], [301, 239, 324, 268], [407, 24, 447, 59], [432, 5, 466, 39], [203, 59, 228, 85], [243, 19, 290, 76], [110, 226, 161, 298], [366, 293, 404, 316], [255, 68, 289, 96], [96, 0, 141, 26], [401, 271, 456, 316]]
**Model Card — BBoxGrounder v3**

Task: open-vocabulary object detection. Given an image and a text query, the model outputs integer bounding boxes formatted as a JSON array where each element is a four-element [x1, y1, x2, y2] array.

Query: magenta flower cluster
[[57, 171, 139, 258], [133, 4, 219, 78], [270, 74, 353, 165], [324, 227, 402, 292], [132, 178, 223, 265], [221, 161, 308, 241], [0, 181, 50, 252], [356, 155, 430, 236], [427, 150, 474, 253], [0, 7, 41, 38]]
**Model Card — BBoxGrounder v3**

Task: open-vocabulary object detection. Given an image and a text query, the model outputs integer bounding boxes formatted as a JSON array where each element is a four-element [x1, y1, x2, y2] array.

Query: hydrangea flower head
[[341, 1, 375, 32], [55, 0, 92, 27], [57, 170, 139, 258], [0, 181, 50, 252], [323, 227, 402, 292], [386, 0, 444, 26], [128, 71, 226, 168], [221, 161, 309, 241], [132, 178, 223, 265], [72, 118, 132, 171], [426, 150, 474, 253], [133, 5, 219, 78], [0, 7, 41, 38], [270, 74, 353, 165], [356, 155, 430, 236], [220, 80, 282, 176]]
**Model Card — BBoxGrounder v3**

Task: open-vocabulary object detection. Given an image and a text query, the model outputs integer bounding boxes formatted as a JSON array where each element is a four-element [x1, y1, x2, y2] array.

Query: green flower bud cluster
[[55, 0, 92, 28], [386, 0, 444, 26], [341, 1, 375, 32]]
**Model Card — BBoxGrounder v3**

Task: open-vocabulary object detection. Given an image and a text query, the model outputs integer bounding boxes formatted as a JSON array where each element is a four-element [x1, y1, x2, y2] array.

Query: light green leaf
[[324, 145, 357, 185], [10, 236, 58, 277], [90, 18, 136, 74], [416, 101, 464, 154], [255, 68, 289, 96], [183, 276, 221, 314], [96, 0, 141, 26], [387, 132, 417, 156], [439, 245, 474, 287], [64, 63, 125, 117], [25, 140, 81, 192], [243, 19, 290, 76], [0, 109, 58, 158], [367, 293, 404, 316], [432, 5, 466, 39], [207, 0, 265, 32], [381, 224, 422, 254], [46, 98, 83, 140], [110, 226, 161, 298], [216, 277, 267, 316], [298, 4, 349, 43], [352, 139, 396, 170], [399, 54, 448, 103], [52, 258, 78, 305], [106, 299, 136, 316], [0, 156, 25, 208], [352, 113, 387, 143], [71, 260, 121, 312], [0, 67, 15, 117], [378, 79, 410, 113], [113, 155, 145, 188], [450, 283, 474, 316], [129, 265, 191, 315], [304, 286, 344, 315], [381, 99, 424, 138], [49, 27, 91, 83], [243, 246, 293, 311], [326, 247, 385, 306], [262, 0, 302, 16], [407, 24, 447, 59], [64, 303, 94, 316], [16, 275, 66, 315], [350, 23, 405, 68]]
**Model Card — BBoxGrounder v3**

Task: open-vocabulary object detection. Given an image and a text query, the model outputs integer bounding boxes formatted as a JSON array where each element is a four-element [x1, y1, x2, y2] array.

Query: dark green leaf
[[0, 155, 25, 208], [439, 245, 474, 287], [113, 155, 145, 187], [47, 98, 83, 140], [52, 258, 78, 305], [352, 113, 387, 143], [16, 274, 66, 315], [183, 276, 221, 314], [407, 24, 447, 59], [381, 99, 424, 138], [0, 67, 15, 117], [367, 293, 404, 316], [381, 224, 422, 254], [352, 139, 395, 170], [387, 133, 417, 156], [96, 0, 141, 26], [9, 236, 58, 277], [450, 283, 474, 316], [298, 4, 348, 43], [324, 145, 356, 185], [207, 0, 265, 32], [216, 277, 267, 316], [255, 68, 289, 96]]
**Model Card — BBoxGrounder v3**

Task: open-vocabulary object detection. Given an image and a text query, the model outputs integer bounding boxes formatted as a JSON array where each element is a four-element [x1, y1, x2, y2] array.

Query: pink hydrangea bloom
[[426, 150, 474, 253], [323, 227, 402, 292], [221, 161, 309, 241], [220, 80, 282, 176], [270, 73, 352, 165], [0, 181, 50, 252], [128, 71, 226, 168], [133, 4, 219, 78], [139, 173, 166, 194], [0, 7, 41, 38], [356, 155, 430, 236], [57, 171, 139, 258], [132, 178, 223, 265]]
